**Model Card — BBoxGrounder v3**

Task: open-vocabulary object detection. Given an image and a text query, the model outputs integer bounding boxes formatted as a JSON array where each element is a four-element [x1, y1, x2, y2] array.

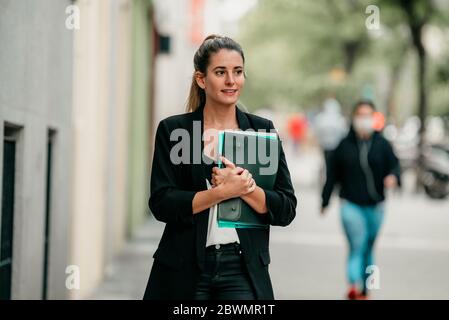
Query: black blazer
[[321, 127, 400, 208], [143, 105, 297, 300]]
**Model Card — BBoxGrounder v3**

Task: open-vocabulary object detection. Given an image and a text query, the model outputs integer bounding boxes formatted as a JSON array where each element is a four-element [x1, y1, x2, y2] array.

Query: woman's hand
[[211, 156, 242, 187], [211, 160, 236, 187], [213, 156, 257, 199], [384, 174, 397, 189]]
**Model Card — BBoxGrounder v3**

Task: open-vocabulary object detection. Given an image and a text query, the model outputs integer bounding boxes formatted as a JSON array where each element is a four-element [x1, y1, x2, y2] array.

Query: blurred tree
[[430, 53, 449, 117], [238, 0, 449, 122], [237, 0, 449, 193], [376, 0, 449, 187], [238, 0, 376, 113]]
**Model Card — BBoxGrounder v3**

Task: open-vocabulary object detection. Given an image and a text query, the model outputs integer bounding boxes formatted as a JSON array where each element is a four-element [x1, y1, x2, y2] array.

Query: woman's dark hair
[[352, 99, 376, 116], [186, 35, 245, 112]]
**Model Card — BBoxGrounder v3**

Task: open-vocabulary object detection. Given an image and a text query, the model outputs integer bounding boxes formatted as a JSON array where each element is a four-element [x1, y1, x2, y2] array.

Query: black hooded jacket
[[321, 127, 400, 208]]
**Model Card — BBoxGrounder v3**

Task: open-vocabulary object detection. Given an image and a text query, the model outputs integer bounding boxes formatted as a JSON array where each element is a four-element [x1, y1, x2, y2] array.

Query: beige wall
[[153, 0, 194, 126], [70, 0, 131, 299], [152, 0, 240, 127], [105, 0, 132, 276]]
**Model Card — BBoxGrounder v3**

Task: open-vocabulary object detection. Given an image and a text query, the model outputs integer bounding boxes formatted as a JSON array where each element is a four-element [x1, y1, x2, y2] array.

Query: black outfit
[[143, 105, 297, 300], [194, 243, 256, 300], [193, 154, 255, 299], [323, 149, 335, 172], [321, 127, 400, 208]]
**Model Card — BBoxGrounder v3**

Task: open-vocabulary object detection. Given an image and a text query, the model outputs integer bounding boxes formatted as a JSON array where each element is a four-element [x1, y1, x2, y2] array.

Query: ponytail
[[186, 74, 206, 113]]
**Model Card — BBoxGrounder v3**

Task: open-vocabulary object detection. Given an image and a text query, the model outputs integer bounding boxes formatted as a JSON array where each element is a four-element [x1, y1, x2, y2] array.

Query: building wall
[[70, 0, 109, 299], [71, 0, 141, 299], [104, 0, 132, 277], [1, 0, 153, 300], [127, 0, 153, 236], [0, 0, 73, 299], [151, 0, 234, 129], [0, 0, 258, 300], [153, 0, 195, 127]]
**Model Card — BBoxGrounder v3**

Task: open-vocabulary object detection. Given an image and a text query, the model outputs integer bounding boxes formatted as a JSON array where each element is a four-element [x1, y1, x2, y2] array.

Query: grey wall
[[0, 0, 73, 299]]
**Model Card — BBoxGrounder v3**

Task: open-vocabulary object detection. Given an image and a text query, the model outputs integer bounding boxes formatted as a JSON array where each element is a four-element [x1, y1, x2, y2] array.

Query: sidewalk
[[92, 148, 449, 299], [90, 218, 164, 299]]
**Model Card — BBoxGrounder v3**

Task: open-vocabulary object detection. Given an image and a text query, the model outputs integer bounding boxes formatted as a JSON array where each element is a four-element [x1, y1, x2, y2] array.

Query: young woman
[[321, 100, 400, 300], [143, 35, 297, 300]]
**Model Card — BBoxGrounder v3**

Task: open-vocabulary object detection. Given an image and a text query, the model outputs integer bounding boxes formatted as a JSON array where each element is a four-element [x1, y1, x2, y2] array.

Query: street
[[92, 147, 449, 300]]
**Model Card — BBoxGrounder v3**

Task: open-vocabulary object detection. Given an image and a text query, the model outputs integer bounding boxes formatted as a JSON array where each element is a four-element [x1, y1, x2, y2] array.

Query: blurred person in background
[[143, 35, 297, 300], [314, 98, 348, 182], [321, 100, 400, 300], [287, 113, 307, 154]]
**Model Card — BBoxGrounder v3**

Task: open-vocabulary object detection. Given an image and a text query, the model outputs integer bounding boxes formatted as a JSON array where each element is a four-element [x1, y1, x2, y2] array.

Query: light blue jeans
[[340, 200, 385, 293]]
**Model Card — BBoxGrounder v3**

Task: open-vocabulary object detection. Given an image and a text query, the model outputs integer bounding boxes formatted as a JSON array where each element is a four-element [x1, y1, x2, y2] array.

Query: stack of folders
[[217, 129, 280, 228]]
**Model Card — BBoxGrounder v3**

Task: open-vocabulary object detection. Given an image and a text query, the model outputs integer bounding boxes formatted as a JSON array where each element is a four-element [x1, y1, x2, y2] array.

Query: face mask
[[353, 116, 374, 135]]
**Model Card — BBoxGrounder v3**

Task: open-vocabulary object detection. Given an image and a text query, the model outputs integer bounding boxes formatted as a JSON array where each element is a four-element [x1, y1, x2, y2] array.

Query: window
[[42, 129, 56, 299], [158, 34, 171, 54], [1, 125, 20, 300]]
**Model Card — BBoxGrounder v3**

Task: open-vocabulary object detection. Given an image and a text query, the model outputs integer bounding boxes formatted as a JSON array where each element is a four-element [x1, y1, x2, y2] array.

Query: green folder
[[217, 130, 280, 228]]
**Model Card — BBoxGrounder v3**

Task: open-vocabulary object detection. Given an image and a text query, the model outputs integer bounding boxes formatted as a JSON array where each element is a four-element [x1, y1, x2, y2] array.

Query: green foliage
[[237, 0, 449, 118]]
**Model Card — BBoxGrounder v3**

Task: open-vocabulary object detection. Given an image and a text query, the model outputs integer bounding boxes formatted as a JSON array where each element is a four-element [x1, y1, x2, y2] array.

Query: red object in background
[[190, 0, 205, 45], [287, 114, 307, 142], [373, 111, 385, 132]]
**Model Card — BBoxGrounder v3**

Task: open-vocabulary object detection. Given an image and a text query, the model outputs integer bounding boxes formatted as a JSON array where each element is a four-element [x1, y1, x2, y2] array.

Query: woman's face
[[196, 49, 245, 108]]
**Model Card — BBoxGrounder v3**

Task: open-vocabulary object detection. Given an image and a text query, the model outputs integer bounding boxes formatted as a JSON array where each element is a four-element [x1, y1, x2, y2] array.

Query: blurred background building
[[0, 0, 256, 300]]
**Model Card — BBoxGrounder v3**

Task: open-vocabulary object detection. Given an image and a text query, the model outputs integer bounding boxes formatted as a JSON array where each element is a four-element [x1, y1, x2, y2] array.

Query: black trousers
[[194, 243, 256, 300]]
